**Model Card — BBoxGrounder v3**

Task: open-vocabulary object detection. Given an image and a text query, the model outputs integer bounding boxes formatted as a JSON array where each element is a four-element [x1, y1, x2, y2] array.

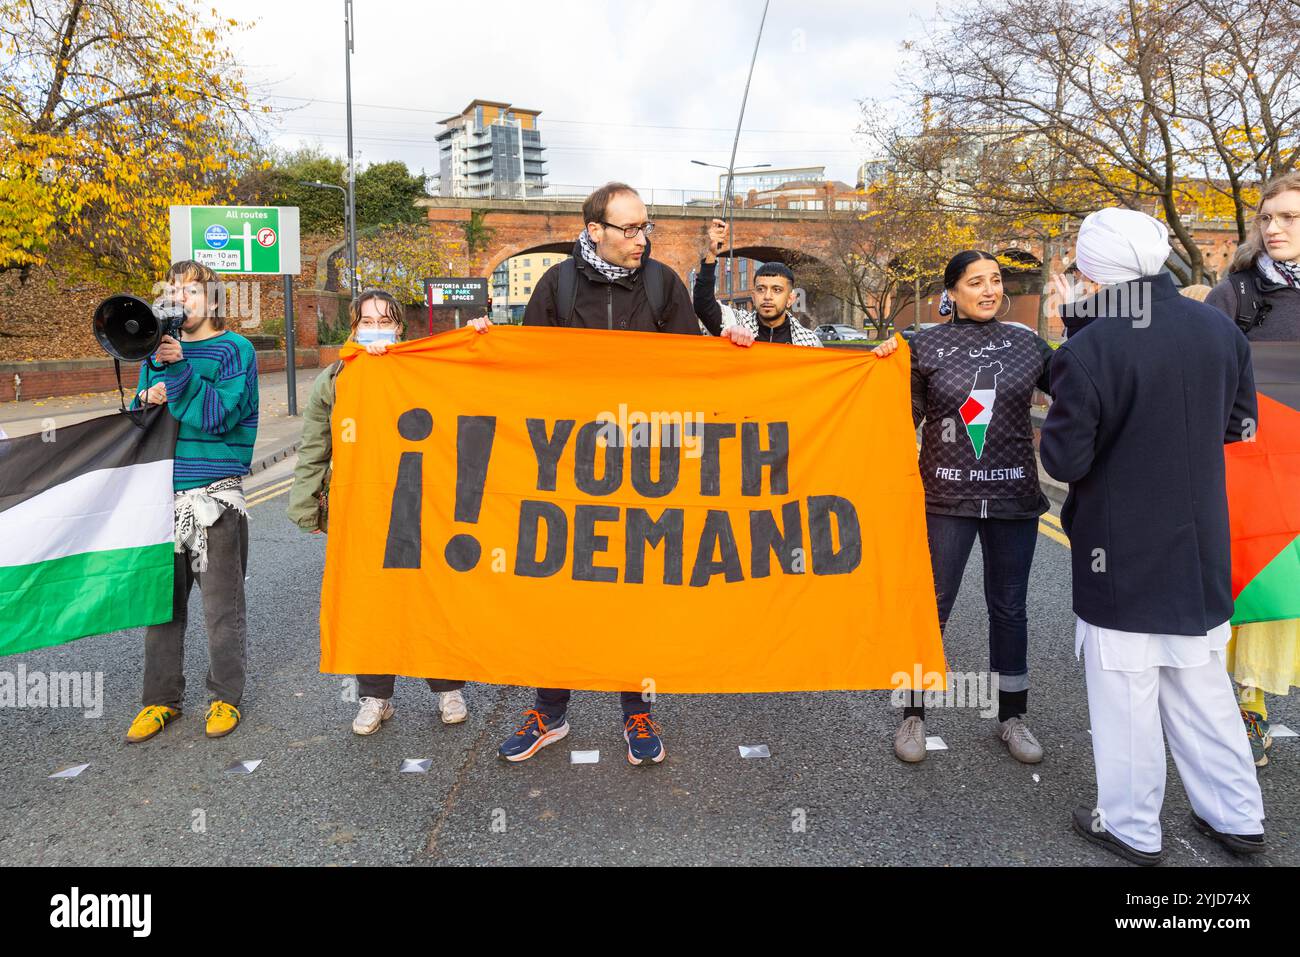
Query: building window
[[522, 258, 530, 266], [524, 286, 532, 295], [523, 273, 531, 281], [543, 258, 551, 266]]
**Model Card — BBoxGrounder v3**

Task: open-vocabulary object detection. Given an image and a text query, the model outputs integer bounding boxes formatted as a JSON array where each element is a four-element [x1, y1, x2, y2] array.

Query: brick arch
[[422, 199, 841, 290]]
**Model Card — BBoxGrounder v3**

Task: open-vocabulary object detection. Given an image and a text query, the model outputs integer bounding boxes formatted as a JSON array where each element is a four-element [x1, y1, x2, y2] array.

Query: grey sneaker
[[999, 716, 1043, 764], [894, 715, 927, 763]]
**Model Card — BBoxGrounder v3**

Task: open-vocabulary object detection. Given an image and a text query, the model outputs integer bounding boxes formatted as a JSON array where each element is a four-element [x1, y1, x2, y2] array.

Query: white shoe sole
[[625, 731, 666, 766], [352, 703, 395, 736], [441, 709, 468, 725], [502, 721, 569, 762]]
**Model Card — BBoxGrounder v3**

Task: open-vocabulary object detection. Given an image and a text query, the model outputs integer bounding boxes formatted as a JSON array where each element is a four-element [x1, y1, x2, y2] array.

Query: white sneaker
[[439, 690, 468, 724], [352, 697, 394, 735]]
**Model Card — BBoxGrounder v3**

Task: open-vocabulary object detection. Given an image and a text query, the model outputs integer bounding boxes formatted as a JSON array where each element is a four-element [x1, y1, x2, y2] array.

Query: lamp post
[[343, 0, 358, 301], [301, 180, 355, 295], [692, 160, 771, 302]]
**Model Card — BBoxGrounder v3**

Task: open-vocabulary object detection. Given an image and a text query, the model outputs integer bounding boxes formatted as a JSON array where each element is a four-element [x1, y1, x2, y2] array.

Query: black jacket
[[1040, 273, 1257, 635], [522, 238, 700, 335]]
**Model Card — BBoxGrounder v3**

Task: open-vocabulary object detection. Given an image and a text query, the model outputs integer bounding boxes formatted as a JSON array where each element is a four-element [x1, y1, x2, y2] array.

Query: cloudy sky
[[217, 0, 940, 193]]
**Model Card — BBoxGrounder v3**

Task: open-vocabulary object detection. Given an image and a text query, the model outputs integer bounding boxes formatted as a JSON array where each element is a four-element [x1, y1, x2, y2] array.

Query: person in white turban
[[1074, 207, 1173, 285], [1043, 206, 1266, 864]]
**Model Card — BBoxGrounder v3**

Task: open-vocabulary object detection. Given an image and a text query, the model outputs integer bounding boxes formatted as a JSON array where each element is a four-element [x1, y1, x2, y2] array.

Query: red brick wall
[[0, 350, 321, 402]]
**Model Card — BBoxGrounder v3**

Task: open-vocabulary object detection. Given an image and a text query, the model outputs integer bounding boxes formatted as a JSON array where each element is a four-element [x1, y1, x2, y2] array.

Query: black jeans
[[534, 689, 649, 722], [357, 675, 464, 698], [906, 512, 1038, 718], [142, 508, 248, 709]]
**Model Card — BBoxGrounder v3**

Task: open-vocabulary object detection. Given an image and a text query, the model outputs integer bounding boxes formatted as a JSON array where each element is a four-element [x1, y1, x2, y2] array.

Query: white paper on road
[[925, 736, 948, 751], [48, 763, 89, 779], [1272, 724, 1297, 738], [224, 759, 262, 774], [570, 750, 600, 764], [739, 744, 771, 759], [399, 759, 431, 773]]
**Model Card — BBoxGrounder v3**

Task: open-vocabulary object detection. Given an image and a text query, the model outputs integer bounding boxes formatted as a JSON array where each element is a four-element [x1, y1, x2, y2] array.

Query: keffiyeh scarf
[[174, 477, 246, 566], [1259, 253, 1300, 289], [578, 230, 636, 282]]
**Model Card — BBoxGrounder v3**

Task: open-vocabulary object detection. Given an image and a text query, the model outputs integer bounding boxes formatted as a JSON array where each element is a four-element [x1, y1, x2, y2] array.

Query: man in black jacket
[[1041, 207, 1266, 864], [470, 182, 754, 767]]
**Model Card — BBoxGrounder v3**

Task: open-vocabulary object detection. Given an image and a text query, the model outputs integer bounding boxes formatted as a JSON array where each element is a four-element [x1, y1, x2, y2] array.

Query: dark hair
[[348, 289, 405, 339], [583, 182, 640, 226], [943, 250, 1000, 289], [755, 262, 795, 284]]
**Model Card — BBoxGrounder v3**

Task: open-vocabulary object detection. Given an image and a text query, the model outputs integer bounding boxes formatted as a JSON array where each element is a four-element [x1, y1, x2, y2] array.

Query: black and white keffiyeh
[[174, 476, 246, 566], [716, 303, 823, 348], [578, 230, 636, 282], [1259, 253, 1300, 289]]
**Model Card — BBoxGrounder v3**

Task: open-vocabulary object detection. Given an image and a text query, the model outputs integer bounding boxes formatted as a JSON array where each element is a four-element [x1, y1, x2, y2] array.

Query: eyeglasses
[[1256, 211, 1299, 231], [601, 221, 655, 239], [357, 318, 399, 329]]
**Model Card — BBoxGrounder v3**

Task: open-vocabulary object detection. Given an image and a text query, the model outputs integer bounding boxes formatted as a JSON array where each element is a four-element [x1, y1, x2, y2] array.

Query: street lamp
[[343, 0, 358, 301], [691, 160, 771, 301], [301, 180, 356, 296]]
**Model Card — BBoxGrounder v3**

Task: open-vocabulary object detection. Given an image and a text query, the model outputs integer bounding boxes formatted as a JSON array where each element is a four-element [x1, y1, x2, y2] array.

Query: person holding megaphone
[[121, 259, 260, 744]]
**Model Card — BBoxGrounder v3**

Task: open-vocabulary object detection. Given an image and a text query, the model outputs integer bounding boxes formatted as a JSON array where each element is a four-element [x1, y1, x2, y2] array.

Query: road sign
[[424, 277, 488, 307], [170, 206, 301, 275]]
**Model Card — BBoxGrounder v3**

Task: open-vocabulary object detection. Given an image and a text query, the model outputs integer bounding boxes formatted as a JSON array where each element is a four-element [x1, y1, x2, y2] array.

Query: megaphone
[[93, 294, 186, 370]]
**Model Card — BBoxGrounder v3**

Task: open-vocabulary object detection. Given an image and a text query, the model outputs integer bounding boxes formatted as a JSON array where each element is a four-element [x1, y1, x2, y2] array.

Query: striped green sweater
[[133, 331, 260, 491]]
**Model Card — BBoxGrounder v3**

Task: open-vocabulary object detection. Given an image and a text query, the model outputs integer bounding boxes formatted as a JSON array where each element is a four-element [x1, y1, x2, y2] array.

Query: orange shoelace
[[516, 709, 548, 736], [625, 713, 661, 740]]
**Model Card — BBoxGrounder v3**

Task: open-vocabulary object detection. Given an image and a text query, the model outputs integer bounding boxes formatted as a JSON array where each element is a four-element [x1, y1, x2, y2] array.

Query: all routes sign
[[169, 205, 301, 275]]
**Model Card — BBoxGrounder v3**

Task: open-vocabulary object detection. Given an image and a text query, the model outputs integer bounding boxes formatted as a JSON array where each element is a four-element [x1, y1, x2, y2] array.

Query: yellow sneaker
[[205, 701, 241, 738], [126, 705, 181, 743]]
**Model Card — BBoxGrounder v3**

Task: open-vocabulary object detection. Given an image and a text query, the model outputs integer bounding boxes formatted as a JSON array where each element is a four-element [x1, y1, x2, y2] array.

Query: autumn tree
[[876, 0, 1300, 284], [341, 223, 452, 306], [0, 0, 266, 290]]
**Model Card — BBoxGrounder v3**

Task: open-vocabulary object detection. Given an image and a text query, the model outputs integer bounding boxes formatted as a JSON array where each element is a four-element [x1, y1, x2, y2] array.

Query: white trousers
[[1081, 626, 1264, 853]]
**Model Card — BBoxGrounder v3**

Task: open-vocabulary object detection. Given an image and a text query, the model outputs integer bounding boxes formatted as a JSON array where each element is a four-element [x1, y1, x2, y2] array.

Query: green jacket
[[287, 361, 343, 532]]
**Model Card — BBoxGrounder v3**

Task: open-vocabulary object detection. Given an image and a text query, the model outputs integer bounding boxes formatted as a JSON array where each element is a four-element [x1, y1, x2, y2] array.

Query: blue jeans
[[919, 512, 1038, 703]]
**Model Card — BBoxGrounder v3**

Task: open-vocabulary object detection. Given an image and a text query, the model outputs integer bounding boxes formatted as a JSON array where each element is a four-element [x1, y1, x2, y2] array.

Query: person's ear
[[586, 222, 602, 242]]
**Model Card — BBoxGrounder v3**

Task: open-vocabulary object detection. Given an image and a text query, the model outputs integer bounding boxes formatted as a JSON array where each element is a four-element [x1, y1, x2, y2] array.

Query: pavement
[[0, 452, 1293, 866]]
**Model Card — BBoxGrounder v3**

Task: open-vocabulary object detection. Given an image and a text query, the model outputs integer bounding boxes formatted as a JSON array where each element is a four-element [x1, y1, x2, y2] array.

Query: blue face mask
[[356, 329, 397, 346]]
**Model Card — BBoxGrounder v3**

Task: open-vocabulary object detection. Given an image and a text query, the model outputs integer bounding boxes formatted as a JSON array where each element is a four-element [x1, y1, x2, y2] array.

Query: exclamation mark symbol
[[445, 415, 497, 572]]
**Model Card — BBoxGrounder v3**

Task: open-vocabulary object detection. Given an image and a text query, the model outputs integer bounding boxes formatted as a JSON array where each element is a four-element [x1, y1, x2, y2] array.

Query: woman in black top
[[874, 251, 1053, 765]]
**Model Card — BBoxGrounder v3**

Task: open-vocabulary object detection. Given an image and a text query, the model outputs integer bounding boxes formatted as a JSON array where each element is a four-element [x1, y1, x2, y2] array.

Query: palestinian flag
[[1226, 343, 1300, 625], [0, 407, 177, 655], [959, 360, 1003, 460]]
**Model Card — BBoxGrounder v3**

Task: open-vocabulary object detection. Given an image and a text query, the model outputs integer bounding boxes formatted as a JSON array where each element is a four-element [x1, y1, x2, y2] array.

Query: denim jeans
[[906, 513, 1039, 716]]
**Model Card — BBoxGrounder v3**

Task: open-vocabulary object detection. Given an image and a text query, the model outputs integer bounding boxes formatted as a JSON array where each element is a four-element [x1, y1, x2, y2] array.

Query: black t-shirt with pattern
[[911, 317, 1054, 519]]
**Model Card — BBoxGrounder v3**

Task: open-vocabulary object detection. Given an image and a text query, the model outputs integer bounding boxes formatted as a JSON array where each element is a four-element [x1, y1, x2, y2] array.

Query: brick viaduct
[[419, 196, 843, 288]]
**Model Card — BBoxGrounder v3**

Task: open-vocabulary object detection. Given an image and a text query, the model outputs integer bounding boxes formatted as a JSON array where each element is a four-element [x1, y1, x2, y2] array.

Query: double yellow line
[[246, 477, 295, 508], [1038, 509, 1070, 549]]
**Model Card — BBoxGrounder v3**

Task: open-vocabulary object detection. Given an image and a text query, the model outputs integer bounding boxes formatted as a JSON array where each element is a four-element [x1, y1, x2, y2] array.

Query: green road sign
[[169, 206, 301, 275]]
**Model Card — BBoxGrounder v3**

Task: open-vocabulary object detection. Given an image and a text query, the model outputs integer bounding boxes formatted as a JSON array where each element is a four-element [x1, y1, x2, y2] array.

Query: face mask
[[356, 329, 397, 345]]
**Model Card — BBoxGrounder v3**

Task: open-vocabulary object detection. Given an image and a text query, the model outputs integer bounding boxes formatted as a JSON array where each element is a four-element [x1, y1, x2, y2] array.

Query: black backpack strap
[[555, 259, 578, 327], [1229, 269, 1271, 336], [642, 259, 673, 331]]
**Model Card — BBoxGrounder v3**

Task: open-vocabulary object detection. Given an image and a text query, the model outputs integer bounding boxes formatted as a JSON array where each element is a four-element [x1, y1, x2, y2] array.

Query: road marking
[[245, 477, 294, 507], [1040, 510, 1063, 529], [1038, 520, 1070, 548]]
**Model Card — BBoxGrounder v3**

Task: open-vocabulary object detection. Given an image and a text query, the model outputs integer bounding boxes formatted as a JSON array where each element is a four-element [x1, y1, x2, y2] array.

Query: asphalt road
[[0, 456, 1294, 867]]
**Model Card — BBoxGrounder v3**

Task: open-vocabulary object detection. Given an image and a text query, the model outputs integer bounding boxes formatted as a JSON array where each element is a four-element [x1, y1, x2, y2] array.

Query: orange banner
[[319, 326, 945, 693]]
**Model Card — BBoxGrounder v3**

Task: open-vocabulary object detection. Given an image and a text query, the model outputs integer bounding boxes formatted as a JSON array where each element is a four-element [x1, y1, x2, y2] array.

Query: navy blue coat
[[1040, 273, 1257, 636]]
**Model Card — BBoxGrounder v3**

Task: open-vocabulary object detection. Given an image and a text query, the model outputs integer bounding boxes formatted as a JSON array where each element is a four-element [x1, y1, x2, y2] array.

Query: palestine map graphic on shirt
[[958, 361, 1003, 459]]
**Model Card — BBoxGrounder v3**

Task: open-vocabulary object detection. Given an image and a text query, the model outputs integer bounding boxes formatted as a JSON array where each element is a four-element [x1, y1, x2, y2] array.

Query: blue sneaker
[[498, 709, 569, 762], [623, 712, 665, 765]]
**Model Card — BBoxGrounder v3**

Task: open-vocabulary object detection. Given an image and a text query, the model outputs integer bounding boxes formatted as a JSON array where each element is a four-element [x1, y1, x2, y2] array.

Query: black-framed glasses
[[601, 221, 655, 239]]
